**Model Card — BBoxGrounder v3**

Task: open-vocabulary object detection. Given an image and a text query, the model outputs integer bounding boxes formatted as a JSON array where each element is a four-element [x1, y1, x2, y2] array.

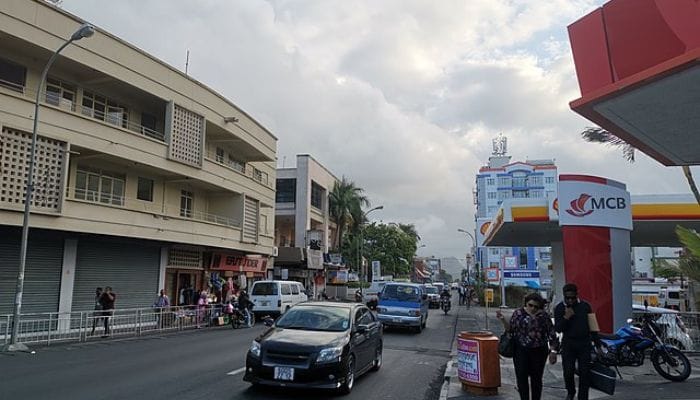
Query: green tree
[[581, 127, 700, 204], [360, 223, 420, 278], [329, 177, 370, 251]]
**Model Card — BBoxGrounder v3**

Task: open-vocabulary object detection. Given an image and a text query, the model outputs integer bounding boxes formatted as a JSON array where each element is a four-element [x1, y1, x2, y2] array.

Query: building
[[0, 0, 276, 315], [273, 155, 339, 297], [474, 135, 557, 288], [632, 247, 683, 279]]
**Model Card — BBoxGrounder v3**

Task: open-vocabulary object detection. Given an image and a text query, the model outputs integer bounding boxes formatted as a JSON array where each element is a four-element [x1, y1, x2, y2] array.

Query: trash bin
[[457, 330, 500, 396]]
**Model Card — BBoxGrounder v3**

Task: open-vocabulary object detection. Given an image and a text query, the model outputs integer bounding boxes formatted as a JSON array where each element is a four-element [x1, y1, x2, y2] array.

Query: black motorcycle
[[593, 310, 691, 382], [440, 296, 451, 315], [224, 301, 255, 329]]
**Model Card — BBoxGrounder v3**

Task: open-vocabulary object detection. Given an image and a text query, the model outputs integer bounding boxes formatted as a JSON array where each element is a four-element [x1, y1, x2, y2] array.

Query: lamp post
[[358, 206, 383, 297], [4, 24, 94, 352], [457, 228, 476, 283]]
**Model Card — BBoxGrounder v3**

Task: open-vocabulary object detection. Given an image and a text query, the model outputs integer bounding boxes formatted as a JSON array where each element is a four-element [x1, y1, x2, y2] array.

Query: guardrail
[[632, 310, 700, 352], [0, 305, 231, 347]]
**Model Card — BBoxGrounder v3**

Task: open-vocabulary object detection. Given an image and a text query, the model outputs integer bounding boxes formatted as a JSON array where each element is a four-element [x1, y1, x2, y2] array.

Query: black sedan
[[244, 302, 382, 394]]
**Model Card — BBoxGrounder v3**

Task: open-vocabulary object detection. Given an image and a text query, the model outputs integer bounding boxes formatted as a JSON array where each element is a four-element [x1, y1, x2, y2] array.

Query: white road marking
[[227, 367, 246, 376]]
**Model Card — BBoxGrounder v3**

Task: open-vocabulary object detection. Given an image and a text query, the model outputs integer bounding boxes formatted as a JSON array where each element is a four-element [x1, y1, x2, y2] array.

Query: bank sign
[[558, 176, 632, 231]]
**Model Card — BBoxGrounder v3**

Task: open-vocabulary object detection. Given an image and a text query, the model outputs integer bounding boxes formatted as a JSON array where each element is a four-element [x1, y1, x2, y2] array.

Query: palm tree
[[397, 223, 421, 243], [581, 127, 700, 204], [329, 177, 370, 251]]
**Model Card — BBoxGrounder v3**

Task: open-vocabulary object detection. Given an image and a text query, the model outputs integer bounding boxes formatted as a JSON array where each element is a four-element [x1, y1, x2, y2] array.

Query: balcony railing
[[205, 151, 270, 187], [0, 78, 165, 141], [65, 187, 241, 228]]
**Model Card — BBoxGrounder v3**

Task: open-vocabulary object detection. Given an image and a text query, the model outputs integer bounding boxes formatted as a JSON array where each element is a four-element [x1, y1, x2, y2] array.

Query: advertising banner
[[504, 256, 517, 269], [558, 176, 632, 230], [457, 338, 481, 383], [210, 254, 268, 273], [327, 270, 349, 284], [371, 260, 381, 281], [486, 268, 500, 282]]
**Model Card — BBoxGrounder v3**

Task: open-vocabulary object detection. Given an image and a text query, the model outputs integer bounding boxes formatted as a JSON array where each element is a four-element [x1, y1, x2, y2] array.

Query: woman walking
[[496, 293, 558, 400]]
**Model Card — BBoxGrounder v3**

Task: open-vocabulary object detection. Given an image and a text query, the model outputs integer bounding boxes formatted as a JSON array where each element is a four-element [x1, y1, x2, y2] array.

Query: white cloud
[[61, 0, 696, 259]]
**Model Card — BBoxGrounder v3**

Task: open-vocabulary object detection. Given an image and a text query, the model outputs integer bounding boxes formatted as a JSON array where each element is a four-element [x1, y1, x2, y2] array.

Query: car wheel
[[371, 345, 382, 371], [415, 322, 423, 333], [339, 355, 355, 394], [421, 317, 426, 329]]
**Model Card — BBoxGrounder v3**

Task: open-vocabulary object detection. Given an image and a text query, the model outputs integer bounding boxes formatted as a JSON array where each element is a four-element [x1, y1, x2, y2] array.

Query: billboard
[[558, 176, 632, 231]]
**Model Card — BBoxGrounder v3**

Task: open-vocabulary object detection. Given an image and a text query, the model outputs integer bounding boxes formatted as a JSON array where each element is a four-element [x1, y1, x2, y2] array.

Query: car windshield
[[381, 285, 420, 302], [424, 286, 438, 294], [275, 306, 350, 332], [252, 282, 277, 295]]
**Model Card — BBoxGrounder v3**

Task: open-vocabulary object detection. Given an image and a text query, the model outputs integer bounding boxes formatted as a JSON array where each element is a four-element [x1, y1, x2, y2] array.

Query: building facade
[[274, 155, 338, 296], [474, 137, 557, 288], [0, 0, 276, 314]]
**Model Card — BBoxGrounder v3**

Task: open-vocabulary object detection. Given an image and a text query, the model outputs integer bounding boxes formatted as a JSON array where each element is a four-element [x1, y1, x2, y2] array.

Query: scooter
[[223, 301, 255, 329], [440, 296, 451, 315]]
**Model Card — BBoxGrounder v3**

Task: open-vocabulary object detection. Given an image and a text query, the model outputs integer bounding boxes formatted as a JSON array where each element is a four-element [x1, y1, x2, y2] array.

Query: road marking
[[227, 367, 246, 376]]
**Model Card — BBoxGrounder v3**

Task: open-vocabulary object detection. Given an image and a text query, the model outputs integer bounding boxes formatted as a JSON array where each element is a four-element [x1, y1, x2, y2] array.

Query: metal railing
[[632, 310, 700, 352], [0, 78, 165, 141], [204, 151, 270, 187], [0, 305, 232, 347]]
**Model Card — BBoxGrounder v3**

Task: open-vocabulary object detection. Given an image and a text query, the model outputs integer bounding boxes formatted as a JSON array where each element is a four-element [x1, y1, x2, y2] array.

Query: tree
[[360, 223, 420, 278], [329, 177, 370, 251], [581, 127, 700, 204]]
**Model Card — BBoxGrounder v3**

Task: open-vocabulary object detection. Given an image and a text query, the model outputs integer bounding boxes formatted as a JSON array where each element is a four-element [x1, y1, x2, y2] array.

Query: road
[[0, 301, 459, 400]]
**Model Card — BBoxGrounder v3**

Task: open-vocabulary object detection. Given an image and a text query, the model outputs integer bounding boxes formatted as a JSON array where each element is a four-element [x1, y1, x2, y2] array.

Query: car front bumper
[[244, 354, 348, 389], [377, 314, 421, 326]]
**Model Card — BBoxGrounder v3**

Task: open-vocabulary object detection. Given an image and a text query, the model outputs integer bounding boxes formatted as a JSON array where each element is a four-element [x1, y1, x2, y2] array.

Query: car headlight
[[316, 346, 343, 363], [249, 341, 261, 358], [408, 309, 421, 317]]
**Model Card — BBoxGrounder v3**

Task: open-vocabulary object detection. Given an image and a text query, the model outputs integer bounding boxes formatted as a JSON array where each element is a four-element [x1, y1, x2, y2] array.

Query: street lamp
[[4, 24, 95, 352], [358, 206, 383, 296], [457, 228, 476, 283]]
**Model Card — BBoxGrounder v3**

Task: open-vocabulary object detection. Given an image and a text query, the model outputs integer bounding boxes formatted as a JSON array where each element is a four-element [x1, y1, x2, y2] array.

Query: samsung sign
[[558, 176, 632, 231]]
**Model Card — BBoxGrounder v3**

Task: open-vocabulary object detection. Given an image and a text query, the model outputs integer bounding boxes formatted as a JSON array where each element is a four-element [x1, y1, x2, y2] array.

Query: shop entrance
[[166, 270, 202, 306]]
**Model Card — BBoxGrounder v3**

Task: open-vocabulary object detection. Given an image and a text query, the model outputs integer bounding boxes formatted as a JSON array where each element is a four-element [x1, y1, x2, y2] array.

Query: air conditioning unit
[[272, 246, 279, 257]]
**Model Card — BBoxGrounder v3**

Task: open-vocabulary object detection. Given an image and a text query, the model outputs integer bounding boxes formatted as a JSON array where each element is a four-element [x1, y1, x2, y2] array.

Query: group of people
[[457, 284, 476, 307], [91, 286, 116, 337], [496, 283, 596, 400]]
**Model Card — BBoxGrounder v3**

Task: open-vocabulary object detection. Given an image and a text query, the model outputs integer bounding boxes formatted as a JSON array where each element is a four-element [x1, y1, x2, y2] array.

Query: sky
[[60, 0, 697, 260]]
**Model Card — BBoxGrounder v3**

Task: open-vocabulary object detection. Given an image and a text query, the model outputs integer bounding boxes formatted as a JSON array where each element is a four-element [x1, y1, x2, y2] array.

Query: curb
[[439, 359, 455, 400]]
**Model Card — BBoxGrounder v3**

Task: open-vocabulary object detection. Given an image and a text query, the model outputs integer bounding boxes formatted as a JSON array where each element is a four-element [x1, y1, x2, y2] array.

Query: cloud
[[61, 0, 695, 259]]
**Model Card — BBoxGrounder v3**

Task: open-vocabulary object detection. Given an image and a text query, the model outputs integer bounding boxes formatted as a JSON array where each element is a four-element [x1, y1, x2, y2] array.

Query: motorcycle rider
[[440, 287, 451, 311], [237, 290, 253, 327]]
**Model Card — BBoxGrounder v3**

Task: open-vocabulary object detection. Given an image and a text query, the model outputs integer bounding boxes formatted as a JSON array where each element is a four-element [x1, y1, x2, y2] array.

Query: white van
[[250, 280, 307, 316]]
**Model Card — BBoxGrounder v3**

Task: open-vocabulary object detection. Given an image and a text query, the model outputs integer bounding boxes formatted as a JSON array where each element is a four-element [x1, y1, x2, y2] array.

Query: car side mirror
[[422, 294, 428, 300], [355, 324, 368, 334]]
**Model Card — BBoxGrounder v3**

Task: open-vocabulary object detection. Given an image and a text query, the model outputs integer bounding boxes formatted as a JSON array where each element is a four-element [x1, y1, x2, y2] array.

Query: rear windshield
[[424, 287, 438, 294], [252, 282, 278, 296], [381, 285, 420, 302]]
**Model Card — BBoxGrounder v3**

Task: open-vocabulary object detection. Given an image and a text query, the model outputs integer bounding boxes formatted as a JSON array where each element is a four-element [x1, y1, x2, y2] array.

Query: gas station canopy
[[481, 195, 700, 248], [568, 0, 700, 166]]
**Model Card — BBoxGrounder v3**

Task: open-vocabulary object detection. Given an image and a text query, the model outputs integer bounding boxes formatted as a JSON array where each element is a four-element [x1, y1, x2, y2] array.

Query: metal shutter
[[72, 240, 160, 311], [0, 228, 63, 315], [243, 196, 259, 243]]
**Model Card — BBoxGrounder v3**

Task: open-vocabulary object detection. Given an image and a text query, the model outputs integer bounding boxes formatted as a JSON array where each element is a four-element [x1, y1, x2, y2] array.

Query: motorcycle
[[440, 296, 451, 315], [593, 310, 691, 382], [223, 301, 255, 329]]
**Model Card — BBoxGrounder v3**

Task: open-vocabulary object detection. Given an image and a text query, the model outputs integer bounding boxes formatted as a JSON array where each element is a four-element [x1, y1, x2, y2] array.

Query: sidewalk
[[441, 304, 700, 400]]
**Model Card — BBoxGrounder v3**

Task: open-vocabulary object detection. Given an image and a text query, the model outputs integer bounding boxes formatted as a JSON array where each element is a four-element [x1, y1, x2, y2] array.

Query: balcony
[[0, 78, 166, 142], [204, 150, 271, 188]]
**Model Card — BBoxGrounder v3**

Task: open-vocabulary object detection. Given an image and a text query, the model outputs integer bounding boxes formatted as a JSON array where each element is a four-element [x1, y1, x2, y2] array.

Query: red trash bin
[[457, 330, 500, 396]]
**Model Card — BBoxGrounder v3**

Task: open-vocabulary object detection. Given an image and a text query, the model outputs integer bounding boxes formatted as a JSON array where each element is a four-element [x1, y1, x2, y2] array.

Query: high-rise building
[[474, 135, 557, 288]]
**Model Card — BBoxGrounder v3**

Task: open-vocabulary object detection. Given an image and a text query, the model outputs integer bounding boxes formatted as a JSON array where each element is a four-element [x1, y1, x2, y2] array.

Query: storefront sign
[[327, 270, 348, 284], [458, 338, 481, 383], [558, 175, 632, 230], [210, 253, 268, 273], [504, 256, 517, 269], [307, 249, 323, 269], [486, 268, 500, 282], [371, 260, 381, 281]]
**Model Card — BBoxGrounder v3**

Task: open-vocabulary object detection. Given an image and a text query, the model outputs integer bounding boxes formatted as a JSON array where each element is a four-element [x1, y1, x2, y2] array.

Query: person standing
[[90, 287, 103, 336], [153, 289, 170, 328], [99, 286, 116, 337], [497, 293, 558, 400], [554, 283, 594, 400]]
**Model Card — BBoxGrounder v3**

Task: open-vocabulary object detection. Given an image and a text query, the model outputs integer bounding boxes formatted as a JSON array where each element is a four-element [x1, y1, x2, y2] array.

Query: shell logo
[[480, 222, 491, 235]]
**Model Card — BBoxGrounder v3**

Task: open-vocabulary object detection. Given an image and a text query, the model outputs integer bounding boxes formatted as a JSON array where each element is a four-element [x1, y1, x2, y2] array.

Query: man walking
[[554, 283, 594, 400], [99, 286, 116, 337]]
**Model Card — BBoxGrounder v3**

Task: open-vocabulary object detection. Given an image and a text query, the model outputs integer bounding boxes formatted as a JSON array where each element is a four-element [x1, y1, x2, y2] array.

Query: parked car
[[632, 304, 694, 351], [376, 282, 429, 332], [362, 280, 389, 305], [244, 302, 382, 394], [249, 280, 307, 316], [423, 284, 440, 308]]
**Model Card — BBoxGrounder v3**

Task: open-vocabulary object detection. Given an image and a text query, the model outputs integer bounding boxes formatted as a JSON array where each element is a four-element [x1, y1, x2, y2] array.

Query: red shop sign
[[211, 253, 268, 273]]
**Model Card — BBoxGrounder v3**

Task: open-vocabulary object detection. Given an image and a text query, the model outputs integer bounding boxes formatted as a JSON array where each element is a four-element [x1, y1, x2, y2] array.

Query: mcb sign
[[558, 176, 632, 231]]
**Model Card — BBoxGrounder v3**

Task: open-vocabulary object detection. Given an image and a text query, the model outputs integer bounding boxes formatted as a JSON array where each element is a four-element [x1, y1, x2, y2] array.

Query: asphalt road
[[0, 301, 459, 400]]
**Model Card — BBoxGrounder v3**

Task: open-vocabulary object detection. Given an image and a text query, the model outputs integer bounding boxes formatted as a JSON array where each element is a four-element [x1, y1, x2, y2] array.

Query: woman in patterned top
[[496, 292, 558, 400]]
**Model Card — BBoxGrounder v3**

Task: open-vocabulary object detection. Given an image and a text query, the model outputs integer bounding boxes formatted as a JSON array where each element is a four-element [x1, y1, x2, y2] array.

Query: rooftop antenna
[[185, 50, 190, 76]]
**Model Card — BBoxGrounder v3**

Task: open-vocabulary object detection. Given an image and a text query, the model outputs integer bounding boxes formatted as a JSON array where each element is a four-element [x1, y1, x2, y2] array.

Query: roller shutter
[[72, 240, 160, 311], [0, 228, 63, 315]]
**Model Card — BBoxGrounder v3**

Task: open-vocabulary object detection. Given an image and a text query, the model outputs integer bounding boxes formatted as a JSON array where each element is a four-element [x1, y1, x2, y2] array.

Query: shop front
[[209, 253, 269, 293]]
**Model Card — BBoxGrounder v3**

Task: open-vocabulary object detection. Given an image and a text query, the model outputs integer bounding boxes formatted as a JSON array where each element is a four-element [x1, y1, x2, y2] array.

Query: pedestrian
[[458, 285, 465, 305], [496, 293, 558, 400], [466, 286, 475, 309], [196, 290, 208, 328], [153, 289, 170, 328], [98, 286, 116, 337], [90, 287, 103, 336], [554, 283, 595, 400]]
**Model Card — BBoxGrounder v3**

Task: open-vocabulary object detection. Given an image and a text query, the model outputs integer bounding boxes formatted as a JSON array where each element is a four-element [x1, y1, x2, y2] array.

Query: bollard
[[457, 330, 500, 396]]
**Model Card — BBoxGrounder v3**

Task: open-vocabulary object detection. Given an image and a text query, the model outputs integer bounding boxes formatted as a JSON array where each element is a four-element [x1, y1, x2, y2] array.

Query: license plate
[[393, 318, 401, 323], [274, 366, 294, 381], [261, 301, 270, 306]]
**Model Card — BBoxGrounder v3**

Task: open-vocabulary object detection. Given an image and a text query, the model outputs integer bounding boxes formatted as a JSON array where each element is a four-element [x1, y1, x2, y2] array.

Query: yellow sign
[[485, 288, 494, 303]]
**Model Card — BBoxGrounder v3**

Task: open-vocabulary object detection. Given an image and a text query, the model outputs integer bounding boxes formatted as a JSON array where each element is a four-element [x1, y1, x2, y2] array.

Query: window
[[486, 178, 495, 185], [75, 167, 125, 206], [252, 282, 278, 295], [311, 181, 324, 209], [82, 90, 129, 128], [137, 177, 154, 202], [512, 177, 527, 187], [140, 112, 158, 138], [487, 206, 498, 214], [215, 147, 225, 163], [498, 191, 511, 200], [519, 248, 528, 268], [276, 179, 296, 203], [281, 284, 291, 295], [487, 191, 497, 199], [180, 190, 193, 217], [227, 155, 245, 173], [529, 190, 543, 198], [529, 176, 542, 186], [513, 190, 528, 198], [358, 308, 374, 325], [489, 261, 500, 268], [489, 248, 500, 256], [0, 58, 26, 92], [253, 168, 268, 185], [498, 177, 511, 186], [545, 176, 555, 184], [45, 78, 75, 110], [291, 284, 300, 295]]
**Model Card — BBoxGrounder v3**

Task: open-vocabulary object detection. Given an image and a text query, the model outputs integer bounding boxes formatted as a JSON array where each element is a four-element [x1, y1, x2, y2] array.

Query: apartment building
[[474, 136, 556, 288], [0, 0, 276, 314], [274, 155, 338, 295]]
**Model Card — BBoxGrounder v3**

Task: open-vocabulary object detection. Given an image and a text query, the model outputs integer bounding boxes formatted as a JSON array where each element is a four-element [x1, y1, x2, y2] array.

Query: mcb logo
[[566, 193, 627, 217]]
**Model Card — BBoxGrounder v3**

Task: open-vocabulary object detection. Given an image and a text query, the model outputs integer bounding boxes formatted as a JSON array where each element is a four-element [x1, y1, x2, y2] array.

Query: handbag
[[498, 331, 514, 358], [589, 361, 616, 395]]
